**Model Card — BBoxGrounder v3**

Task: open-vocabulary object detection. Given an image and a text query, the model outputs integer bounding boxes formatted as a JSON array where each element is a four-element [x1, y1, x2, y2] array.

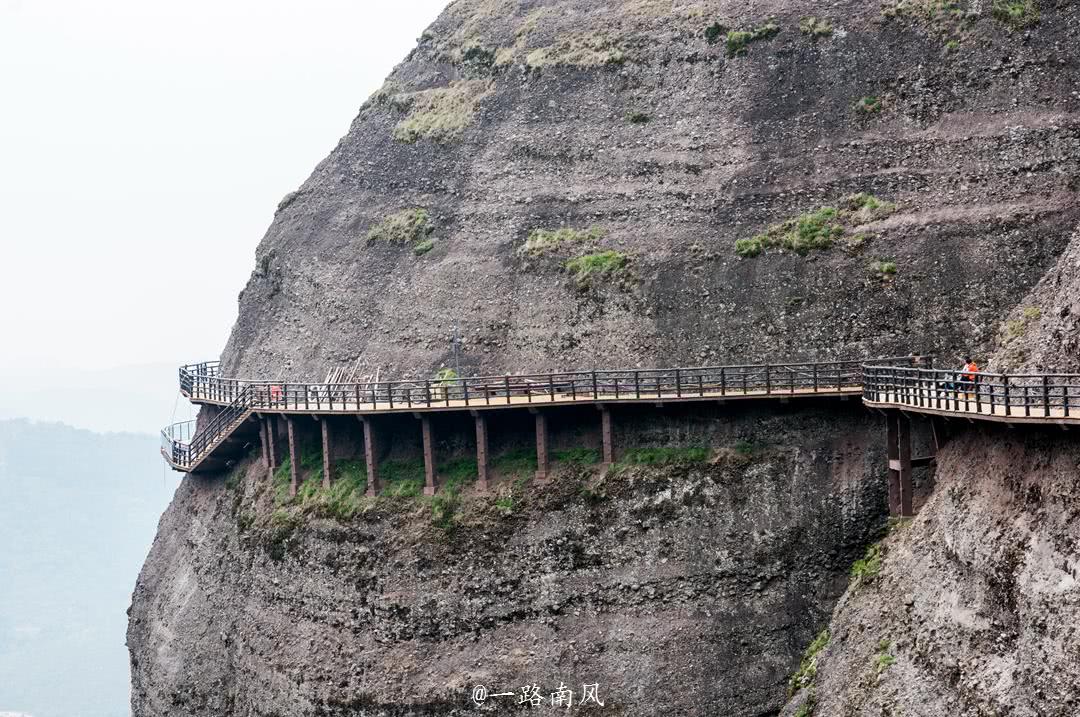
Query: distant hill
[[0, 419, 180, 717]]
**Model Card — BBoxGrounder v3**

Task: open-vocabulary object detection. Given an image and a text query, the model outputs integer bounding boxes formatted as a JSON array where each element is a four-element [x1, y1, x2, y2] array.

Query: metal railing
[[179, 359, 916, 411], [164, 356, 920, 473], [863, 364, 1080, 419]]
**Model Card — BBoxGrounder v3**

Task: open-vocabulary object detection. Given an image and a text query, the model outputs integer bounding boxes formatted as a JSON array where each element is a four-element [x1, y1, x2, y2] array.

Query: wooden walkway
[[161, 358, 1080, 487]]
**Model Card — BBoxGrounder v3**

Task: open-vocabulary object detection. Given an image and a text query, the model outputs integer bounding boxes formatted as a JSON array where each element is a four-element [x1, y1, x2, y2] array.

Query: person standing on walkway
[[961, 355, 979, 403]]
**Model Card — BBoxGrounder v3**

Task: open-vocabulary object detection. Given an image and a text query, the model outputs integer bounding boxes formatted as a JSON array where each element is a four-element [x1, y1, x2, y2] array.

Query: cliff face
[[131, 1, 1080, 716], [129, 405, 892, 716], [220, 0, 1079, 381]]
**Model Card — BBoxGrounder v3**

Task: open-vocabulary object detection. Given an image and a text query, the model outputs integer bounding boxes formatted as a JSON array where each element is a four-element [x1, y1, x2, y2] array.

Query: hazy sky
[[0, 0, 449, 375]]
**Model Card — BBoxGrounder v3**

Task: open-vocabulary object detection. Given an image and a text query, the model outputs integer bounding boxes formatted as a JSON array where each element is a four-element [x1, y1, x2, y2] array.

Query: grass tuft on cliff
[[799, 16, 833, 38], [366, 208, 434, 248], [725, 21, 780, 57], [789, 628, 830, 696], [520, 226, 605, 256], [992, 0, 1039, 29], [737, 195, 896, 258], [850, 542, 884, 586], [525, 31, 627, 67], [565, 250, 631, 287], [392, 79, 494, 143], [619, 446, 709, 466]]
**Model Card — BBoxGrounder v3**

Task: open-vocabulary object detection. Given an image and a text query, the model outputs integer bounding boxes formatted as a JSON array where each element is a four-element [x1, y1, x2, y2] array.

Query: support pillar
[[258, 416, 270, 469], [420, 415, 437, 496], [886, 413, 901, 517], [286, 416, 299, 498], [534, 410, 549, 483], [599, 405, 614, 469], [265, 416, 278, 478], [361, 416, 379, 497], [897, 413, 914, 518], [320, 417, 332, 489], [474, 412, 490, 492]]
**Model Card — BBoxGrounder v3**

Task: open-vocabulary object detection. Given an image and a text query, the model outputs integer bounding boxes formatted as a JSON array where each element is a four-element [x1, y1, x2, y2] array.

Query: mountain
[[0, 420, 179, 717], [129, 1, 1080, 716]]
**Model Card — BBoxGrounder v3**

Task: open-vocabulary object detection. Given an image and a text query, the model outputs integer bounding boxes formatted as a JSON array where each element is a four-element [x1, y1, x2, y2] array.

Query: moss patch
[[392, 80, 494, 144], [525, 32, 627, 68], [725, 21, 780, 57], [366, 208, 433, 247], [520, 226, 605, 256], [736, 194, 897, 258], [799, 16, 833, 37], [992, 0, 1039, 29], [565, 250, 631, 288]]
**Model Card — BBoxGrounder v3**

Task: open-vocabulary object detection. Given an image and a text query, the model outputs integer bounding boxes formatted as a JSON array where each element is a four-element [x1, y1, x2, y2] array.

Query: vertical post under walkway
[[421, 415, 437, 496], [599, 405, 614, 469], [886, 411, 915, 518], [534, 410, 549, 482], [265, 416, 278, 480], [286, 416, 298, 498], [361, 416, 379, 497], [258, 415, 269, 470], [897, 413, 913, 518], [320, 417, 332, 489], [474, 412, 490, 492]]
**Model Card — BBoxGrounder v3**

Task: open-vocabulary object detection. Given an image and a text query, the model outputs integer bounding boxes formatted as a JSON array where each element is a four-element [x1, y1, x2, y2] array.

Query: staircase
[[161, 385, 260, 473]]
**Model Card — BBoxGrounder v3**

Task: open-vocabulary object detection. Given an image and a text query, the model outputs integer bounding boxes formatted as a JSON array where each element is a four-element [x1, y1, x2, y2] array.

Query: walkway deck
[[162, 357, 1080, 477]]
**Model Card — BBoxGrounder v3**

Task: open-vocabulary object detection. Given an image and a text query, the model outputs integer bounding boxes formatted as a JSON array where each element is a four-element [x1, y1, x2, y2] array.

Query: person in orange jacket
[[960, 355, 979, 403]]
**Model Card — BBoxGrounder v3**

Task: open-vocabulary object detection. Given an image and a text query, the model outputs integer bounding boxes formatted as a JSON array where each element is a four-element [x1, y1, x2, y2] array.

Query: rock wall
[[130, 403, 890, 716]]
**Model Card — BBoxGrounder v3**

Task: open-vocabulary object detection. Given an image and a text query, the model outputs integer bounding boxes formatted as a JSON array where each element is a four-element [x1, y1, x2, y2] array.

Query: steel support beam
[[320, 417, 332, 489], [361, 416, 379, 497], [421, 415, 436, 496], [286, 416, 299, 498], [534, 411, 550, 482], [475, 413, 490, 492], [898, 413, 914, 518], [886, 413, 901, 517], [600, 406, 614, 469]]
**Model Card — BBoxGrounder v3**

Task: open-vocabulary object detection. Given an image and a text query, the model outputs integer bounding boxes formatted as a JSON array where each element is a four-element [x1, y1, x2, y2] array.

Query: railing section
[[863, 365, 1080, 419]]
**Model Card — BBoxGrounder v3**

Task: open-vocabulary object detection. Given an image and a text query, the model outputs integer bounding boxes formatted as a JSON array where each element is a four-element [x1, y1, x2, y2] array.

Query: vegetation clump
[[736, 194, 897, 258], [525, 32, 627, 67], [882, 1, 978, 47], [392, 79, 493, 143], [619, 446, 709, 466], [992, 0, 1039, 29], [874, 639, 897, 673], [799, 17, 833, 38], [520, 226, 605, 256], [564, 250, 631, 288], [626, 110, 651, 124], [725, 21, 780, 57], [366, 208, 434, 247], [870, 259, 898, 281], [413, 239, 435, 256], [704, 21, 728, 44], [789, 629, 830, 695], [854, 96, 883, 114], [850, 542, 884, 585]]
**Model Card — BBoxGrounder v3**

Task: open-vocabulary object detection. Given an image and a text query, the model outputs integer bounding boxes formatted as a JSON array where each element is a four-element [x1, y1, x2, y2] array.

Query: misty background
[[0, 1, 446, 715]]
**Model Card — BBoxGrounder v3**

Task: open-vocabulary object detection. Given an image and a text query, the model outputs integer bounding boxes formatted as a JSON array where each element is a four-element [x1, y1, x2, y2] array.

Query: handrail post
[[812, 363, 818, 393], [549, 372, 555, 402], [765, 364, 771, 394], [635, 370, 640, 399], [505, 376, 512, 405], [1002, 374, 1011, 416], [720, 367, 726, 396], [675, 368, 682, 398], [592, 371, 599, 400], [1043, 375, 1051, 417]]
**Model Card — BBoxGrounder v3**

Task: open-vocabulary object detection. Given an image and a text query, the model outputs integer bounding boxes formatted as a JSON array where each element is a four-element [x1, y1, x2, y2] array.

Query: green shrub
[[992, 0, 1039, 29], [619, 446, 709, 466], [379, 459, 425, 497], [554, 447, 602, 465], [520, 226, 604, 256], [789, 629, 829, 695], [874, 639, 896, 673], [366, 208, 433, 246], [413, 239, 435, 256], [726, 21, 780, 57], [491, 448, 538, 476], [494, 495, 515, 514], [705, 21, 728, 44], [741, 207, 845, 257], [799, 17, 833, 37], [392, 79, 494, 143], [870, 260, 898, 278], [850, 543, 884, 583], [565, 250, 630, 286], [735, 236, 764, 258], [733, 439, 756, 458], [626, 111, 651, 124], [854, 96, 883, 114]]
